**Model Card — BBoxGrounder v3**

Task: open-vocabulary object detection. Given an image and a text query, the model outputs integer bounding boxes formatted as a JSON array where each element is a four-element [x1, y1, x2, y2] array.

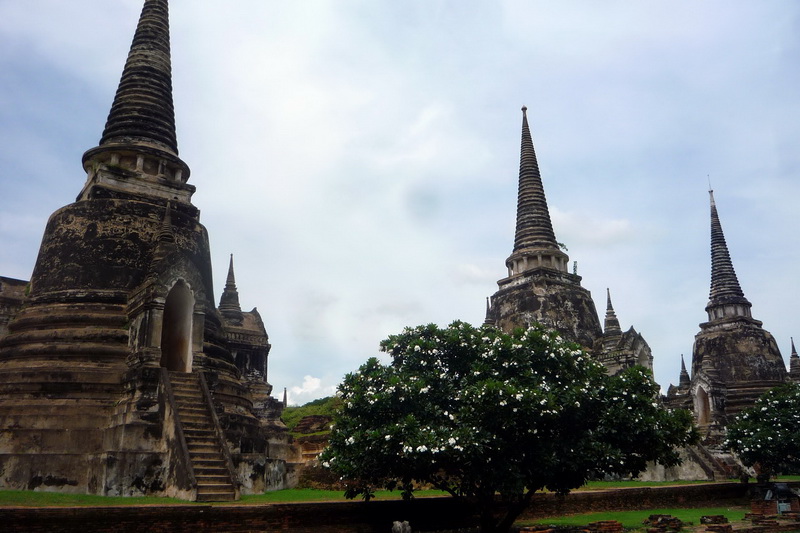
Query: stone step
[[182, 430, 215, 439], [170, 382, 199, 389], [171, 383, 199, 390], [195, 491, 236, 502], [169, 376, 199, 386], [178, 409, 211, 422], [175, 407, 205, 416], [181, 424, 213, 433], [186, 444, 219, 453], [196, 483, 236, 494], [183, 433, 219, 444], [172, 393, 200, 400], [189, 451, 225, 466], [183, 427, 219, 438], [175, 405, 204, 414], [184, 436, 216, 444], [187, 448, 221, 457], [185, 435, 217, 444], [181, 421, 212, 430], [193, 461, 227, 468], [172, 389, 201, 397], [179, 413, 210, 420], [195, 474, 231, 484], [193, 464, 228, 474], [179, 413, 210, 422], [191, 456, 226, 464], [175, 399, 204, 407], [181, 419, 213, 429], [183, 430, 216, 439], [174, 397, 203, 406]]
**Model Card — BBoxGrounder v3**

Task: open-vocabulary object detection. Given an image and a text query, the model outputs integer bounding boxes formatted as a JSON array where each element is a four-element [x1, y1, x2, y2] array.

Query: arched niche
[[160, 280, 195, 372], [637, 348, 650, 368], [695, 386, 711, 426]]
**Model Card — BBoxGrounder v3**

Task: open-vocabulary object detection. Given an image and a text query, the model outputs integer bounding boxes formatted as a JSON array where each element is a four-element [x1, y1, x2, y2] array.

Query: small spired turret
[[217, 255, 289, 444], [603, 289, 623, 338], [667, 354, 692, 400], [790, 338, 800, 382], [485, 107, 602, 350], [592, 289, 653, 374], [671, 190, 786, 438], [679, 355, 691, 388], [219, 254, 244, 324]]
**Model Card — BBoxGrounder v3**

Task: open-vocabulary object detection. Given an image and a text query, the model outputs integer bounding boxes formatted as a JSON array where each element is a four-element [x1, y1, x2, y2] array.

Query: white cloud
[[551, 207, 635, 248], [288, 375, 337, 407]]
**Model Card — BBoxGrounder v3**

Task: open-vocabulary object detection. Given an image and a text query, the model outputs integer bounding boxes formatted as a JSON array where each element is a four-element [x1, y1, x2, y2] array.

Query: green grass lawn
[[238, 488, 452, 504], [0, 488, 450, 507], [0, 481, 723, 507], [525, 507, 749, 529], [1, 476, 797, 507], [579, 479, 719, 490], [0, 490, 189, 507]]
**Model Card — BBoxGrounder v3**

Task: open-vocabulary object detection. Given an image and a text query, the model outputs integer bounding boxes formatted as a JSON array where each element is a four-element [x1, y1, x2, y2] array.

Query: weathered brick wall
[[0, 499, 476, 533], [520, 482, 753, 520]]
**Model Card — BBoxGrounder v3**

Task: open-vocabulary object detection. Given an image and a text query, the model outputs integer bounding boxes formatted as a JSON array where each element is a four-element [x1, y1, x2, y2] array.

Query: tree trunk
[[477, 493, 533, 533]]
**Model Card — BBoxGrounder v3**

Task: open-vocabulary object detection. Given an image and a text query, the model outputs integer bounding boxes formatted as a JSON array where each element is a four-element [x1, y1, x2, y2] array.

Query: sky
[[1, 1, 799, 405]]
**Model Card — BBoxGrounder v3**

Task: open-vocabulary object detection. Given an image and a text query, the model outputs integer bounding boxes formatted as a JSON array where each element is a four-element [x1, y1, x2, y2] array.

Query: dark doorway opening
[[160, 280, 194, 372]]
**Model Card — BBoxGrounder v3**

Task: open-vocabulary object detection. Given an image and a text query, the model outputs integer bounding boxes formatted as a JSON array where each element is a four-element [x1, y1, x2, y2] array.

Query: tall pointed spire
[[512, 106, 559, 253], [483, 297, 495, 326], [790, 338, 800, 381], [219, 254, 243, 321], [100, 0, 178, 155], [706, 190, 751, 321], [679, 354, 690, 387], [490, 108, 601, 349], [603, 288, 622, 336], [81, 0, 191, 202], [504, 107, 568, 276]]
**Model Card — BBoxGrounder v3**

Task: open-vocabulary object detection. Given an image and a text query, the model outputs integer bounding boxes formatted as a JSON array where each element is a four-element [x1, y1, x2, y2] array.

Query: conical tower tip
[[706, 189, 751, 321], [219, 252, 243, 319], [99, 0, 178, 155]]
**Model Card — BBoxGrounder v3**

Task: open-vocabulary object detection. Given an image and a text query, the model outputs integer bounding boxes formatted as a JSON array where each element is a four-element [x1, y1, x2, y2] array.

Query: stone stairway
[[168, 371, 237, 502], [690, 444, 730, 480]]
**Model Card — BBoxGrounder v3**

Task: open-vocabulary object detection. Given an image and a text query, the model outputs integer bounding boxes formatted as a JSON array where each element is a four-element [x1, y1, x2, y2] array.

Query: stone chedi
[[0, 0, 292, 500], [593, 289, 653, 375], [667, 191, 787, 438], [485, 107, 651, 374], [790, 338, 800, 382]]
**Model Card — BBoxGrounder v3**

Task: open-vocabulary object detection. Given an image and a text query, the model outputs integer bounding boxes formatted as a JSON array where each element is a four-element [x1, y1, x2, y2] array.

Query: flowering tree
[[320, 322, 696, 533], [726, 382, 800, 482]]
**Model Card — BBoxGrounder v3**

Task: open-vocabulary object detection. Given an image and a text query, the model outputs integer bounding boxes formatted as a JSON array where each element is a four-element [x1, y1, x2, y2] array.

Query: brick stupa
[[484, 107, 650, 375], [0, 0, 294, 500], [667, 190, 787, 440]]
